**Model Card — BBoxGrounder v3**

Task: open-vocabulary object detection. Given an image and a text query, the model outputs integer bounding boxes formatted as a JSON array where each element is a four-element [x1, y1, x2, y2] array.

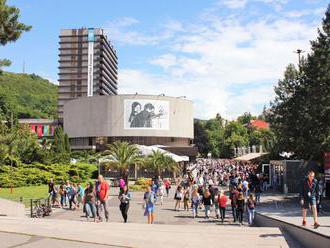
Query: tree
[[237, 112, 256, 125], [105, 141, 140, 183], [0, 94, 17, 128], [64, 133, 71, 153], [194, 120, 210, 156], [0, 0, 31, 72], [222, 121, 249, 158], [53, 126, 65, 153], [269, 5, 330, 161], [144, 150, 178, 177]]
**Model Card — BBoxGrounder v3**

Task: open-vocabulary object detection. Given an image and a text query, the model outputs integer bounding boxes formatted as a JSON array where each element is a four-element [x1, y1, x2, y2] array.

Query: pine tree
[[269, 4, 330, 161], [0, 0, 31, 72], [64, 133, 71, 153]]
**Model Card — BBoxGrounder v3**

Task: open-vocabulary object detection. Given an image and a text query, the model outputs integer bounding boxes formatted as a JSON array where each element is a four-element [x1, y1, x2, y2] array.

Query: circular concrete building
[[63, 94, 197, 158]]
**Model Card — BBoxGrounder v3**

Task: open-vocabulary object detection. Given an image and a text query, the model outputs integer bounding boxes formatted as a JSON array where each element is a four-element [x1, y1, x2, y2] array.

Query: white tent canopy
[[136, 145, 189, 163]]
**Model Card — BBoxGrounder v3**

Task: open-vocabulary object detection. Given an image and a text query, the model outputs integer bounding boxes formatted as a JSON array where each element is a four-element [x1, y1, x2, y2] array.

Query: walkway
[[257, 193, 330, 237], [0, 217, 289, 248]]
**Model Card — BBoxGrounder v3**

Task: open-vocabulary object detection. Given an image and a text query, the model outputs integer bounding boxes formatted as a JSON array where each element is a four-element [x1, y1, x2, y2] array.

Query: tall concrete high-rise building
[[58, 28, 118, 120]]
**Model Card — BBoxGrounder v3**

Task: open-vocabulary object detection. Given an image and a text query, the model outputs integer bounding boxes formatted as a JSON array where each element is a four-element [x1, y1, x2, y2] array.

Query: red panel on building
[[31, 124, 36, 133], [37, 125, 43, 137]]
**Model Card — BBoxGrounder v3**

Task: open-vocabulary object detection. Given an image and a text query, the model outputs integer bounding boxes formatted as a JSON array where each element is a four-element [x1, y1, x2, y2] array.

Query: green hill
[[0, 72, 58, 119]]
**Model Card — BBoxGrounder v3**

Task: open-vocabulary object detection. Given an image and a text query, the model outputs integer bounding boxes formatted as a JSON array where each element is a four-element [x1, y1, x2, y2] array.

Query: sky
[[1, 0, 329, 119]]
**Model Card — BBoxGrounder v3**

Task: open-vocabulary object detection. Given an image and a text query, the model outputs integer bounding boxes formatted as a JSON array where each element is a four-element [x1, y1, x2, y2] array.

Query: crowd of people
[[168, 159, 262, 225], [47, 159, 263, 225], [47, 158, 323, 229]]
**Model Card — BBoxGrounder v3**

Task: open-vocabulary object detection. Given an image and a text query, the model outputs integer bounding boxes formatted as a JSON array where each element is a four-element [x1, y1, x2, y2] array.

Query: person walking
[[84, 182, 97, 222], [300, 170, 320, 228], [237, 192, 245, 225], [218, 190, 227, 223], [118, 186, 131, 223], [59, 184, 66, 208], [202, 189, 212, 219], [96, 175, 109, 222], [183, 188, 191, 211], [191, 188, 200, 218], [68, 183, 77, 210], [164, 179, 171, 197], [144, 186, 155, 224], [174, 186, 183, 211], [230, 186, 239, 223], [247, 193, 256, 225], [255, 178, 262, 205], [76, 183, 85, 209], [214, 189, 220, 219]]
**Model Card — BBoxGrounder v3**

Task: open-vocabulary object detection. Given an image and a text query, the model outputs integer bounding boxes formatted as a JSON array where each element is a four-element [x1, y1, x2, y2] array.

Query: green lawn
[[0, 185, 48, 207]]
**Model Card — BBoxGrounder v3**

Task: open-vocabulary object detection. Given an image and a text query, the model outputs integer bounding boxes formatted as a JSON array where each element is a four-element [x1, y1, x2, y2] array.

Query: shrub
[[135, 177, 152, 186]]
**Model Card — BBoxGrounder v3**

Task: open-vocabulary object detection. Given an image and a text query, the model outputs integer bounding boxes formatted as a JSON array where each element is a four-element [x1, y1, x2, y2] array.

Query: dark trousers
[[232, 206, 237, 222], [69, 195, 76, 209], [120, 203, 129, 223], [237, 208, 244, 223], [220, 207, 226, 221]]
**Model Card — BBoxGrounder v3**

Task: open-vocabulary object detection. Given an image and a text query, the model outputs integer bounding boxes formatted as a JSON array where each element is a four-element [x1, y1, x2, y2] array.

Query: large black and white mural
[[124, 99, 169, 129]]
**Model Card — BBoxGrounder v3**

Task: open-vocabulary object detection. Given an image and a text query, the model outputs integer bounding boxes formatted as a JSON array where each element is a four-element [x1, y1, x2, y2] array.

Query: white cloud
[[221, 0, 248, 9], [38, 72, 58, 85], [112, 3, 321, 119]]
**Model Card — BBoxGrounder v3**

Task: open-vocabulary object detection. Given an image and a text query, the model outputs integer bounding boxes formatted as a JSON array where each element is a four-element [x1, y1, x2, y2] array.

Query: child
[[247, 193, 256, 225], [183, 188, 191, 211]]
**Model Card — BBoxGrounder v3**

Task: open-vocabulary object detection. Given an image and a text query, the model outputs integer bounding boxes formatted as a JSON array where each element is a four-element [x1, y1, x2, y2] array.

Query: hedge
[[0, 162, 98, 188]]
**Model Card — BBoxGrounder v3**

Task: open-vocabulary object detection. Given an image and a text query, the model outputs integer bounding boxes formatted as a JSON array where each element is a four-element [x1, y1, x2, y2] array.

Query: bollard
[[19, 197, 23, 203], [30, 199, 33, 218]]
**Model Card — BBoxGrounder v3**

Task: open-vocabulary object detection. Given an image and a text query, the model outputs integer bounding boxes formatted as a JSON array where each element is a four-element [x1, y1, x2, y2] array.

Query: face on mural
[[134, 104, 141, 113]]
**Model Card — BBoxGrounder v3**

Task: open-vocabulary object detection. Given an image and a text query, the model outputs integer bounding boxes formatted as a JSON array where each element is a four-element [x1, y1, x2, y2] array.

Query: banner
[[124, 99, 169, 129], [87, 28, 94, 97]]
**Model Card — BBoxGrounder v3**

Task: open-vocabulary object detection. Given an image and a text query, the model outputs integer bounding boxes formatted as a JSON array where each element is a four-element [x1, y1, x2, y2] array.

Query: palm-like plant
[[104, 141, 140, 183], [145, 150, 178, 177]]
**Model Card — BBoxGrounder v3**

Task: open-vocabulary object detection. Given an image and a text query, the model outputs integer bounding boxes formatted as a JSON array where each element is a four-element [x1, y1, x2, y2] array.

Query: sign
[[87, 28, 94, 97], [124, 99, 169, 129], [324, 152, 330, 182]]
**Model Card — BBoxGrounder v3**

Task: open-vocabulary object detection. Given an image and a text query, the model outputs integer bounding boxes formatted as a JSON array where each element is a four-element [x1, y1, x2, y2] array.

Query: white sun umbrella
[[136, 145, 189, 163]]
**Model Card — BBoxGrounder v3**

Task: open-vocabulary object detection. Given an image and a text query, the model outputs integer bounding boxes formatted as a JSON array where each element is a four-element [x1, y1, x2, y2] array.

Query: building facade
[[58, 28, 118, 120], [63, 95, 197, 159]]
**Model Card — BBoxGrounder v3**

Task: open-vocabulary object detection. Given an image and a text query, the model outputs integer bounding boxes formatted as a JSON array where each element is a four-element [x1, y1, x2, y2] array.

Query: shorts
[[302, 197, 316, 209], [144, 204, 155, 216]]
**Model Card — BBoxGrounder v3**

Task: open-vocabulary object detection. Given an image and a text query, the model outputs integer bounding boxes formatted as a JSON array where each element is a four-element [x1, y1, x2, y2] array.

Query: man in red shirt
[[97, 175, 109, 222], [218, 190, 228, 223]]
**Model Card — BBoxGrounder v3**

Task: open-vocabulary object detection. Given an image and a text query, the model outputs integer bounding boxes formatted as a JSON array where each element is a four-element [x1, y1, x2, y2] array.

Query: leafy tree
[[237, 112, 256, 125], [0, 0, 31, 72], [0, 72, 58, 119], [194, 120, 210, 156]]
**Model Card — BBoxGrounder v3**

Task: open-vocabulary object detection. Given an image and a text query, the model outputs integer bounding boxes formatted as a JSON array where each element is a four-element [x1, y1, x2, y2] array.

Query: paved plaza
[[2, 188, 330, 247]]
